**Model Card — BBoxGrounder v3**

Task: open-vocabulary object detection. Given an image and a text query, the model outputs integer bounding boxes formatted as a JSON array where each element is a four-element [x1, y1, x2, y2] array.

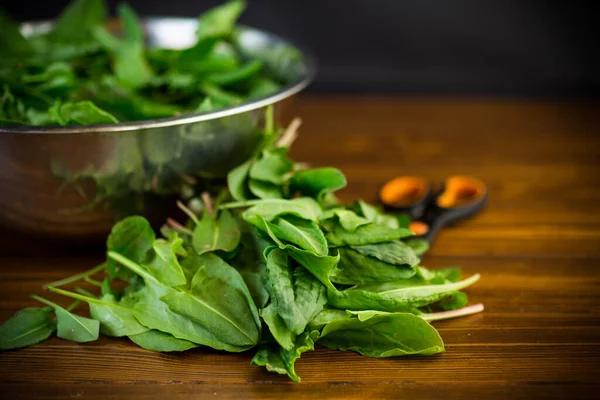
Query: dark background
[[3, 0, 599, 96]]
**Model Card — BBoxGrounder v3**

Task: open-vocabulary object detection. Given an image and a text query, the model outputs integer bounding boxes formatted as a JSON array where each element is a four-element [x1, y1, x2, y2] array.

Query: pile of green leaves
[[0, 0, 299, 125], [0, 115, 483, 383]]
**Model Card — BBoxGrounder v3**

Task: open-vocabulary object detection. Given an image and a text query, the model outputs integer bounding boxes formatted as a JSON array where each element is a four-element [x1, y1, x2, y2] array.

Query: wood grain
[[1, 97, 599, 399]]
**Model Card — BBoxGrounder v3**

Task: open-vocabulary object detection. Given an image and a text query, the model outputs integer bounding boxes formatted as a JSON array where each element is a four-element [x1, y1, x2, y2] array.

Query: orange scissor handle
[[379, 176, 430, 208], [378, 175, 487, 244], [436, 175, 487, 209]]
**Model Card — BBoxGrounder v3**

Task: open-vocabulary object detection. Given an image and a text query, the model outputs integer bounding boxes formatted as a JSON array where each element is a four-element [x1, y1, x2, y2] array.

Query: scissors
[[378, 175, 487, 244]]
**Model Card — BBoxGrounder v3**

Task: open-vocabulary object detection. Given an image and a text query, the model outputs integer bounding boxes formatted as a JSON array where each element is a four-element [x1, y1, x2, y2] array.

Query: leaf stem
[[51, 287, 134, 312], [49, 287, 104, 305], [176, 200, 199, 225], [84, 276, 102, 287], [166, 218, 193, 236], [421, 303, 484, 322], [218, 199, 263, 210], [106, 251, 159, 284], [201, 191, 215, 219], [66, 300, 81, 312], [277, 117, 302, 148], [31, 294, 61, 310], [265, 104, 274, 134], [213, 188, 229, 212], [378, 274, 481, 296], [75, 287, 97, 298], [43, 263, 106, 289]]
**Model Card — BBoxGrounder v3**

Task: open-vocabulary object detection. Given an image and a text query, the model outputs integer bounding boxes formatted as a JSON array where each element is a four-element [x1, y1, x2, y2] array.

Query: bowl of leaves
[[0, 0, 315, 241]]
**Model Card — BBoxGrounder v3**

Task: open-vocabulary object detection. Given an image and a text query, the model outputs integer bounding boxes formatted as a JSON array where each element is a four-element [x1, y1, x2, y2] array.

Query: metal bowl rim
[[0, 17, 317, 135]]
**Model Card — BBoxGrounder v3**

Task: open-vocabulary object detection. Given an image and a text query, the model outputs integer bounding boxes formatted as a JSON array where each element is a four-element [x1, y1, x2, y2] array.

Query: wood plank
[[1, 341, 599, 384], [0, 99, 599, 399], [1, 382, 597, 400]]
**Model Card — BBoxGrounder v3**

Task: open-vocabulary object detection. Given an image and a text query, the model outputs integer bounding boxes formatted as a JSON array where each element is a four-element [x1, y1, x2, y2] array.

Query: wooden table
[[1, 98, 599, 399]]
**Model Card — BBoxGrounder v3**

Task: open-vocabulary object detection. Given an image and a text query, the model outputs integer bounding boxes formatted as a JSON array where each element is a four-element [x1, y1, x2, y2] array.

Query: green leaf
[[90, 295, 149, 337], [179, 250, 204, 284], [286, 247, 340, 292], [325, 222, 414, 247], [160, 253, 261, 348], [0, 307, 56, 350], [355, 200, 381, 221], [129, 330, 198, 352], [242, 197, 322, 224], [316, 312, 444, 358], [345, 310, 391, 322], [436, 268, 461, 283], [264, 248, 327, 336], [108, 251, 247, 351], [248, 77, 282, 99], [53, 310, 100, 343], [260, 302, 295, 350], [113, 4, 154, 88], [51, 101, 119, 125], [198, 82, 242, 105], [355, 200, 400, 229], [253, 216, 339, 291], [25, 108, 51, 125], [0, 85, 27, 125], [395, 213, 411, 229], [101, 278, 118, 298], [440, 292, 469, 311], [207, 59, 263, 86], [351, 240, 419, 268], [251, 331, 315, 383], [32, 296, 99, 343], [195, 97, 214, 112], [227, 160, 253, 201], [196, 0, 246, 42], [120, 273, 145, 297], [240, 266, 270, 309], [192, 210, 241, 255], [330, 247, 417, 285], [177, 39, 221, 66], [328, 274, 481, 312], [307, 308, 349, 331], [92, 5, 153, 90], [290, 168, 347, 201], [320, 208, 370, 232], [144, 237, 187, 287], [404, 238, 430, 257], [375, 213, 400, 229], [0, 1, 288, 127], [249, 149, 293, 185], [21, 62, 77, 95], [229, 230, 271, 309], [248, 179, 283, 199], [106, 216, 155, 280], [236, 39, 304, 86], [49, 0, 107, 43], [133, 286, 245, 352], [48, 287, 150, 337], [267, 216, 328, 255], [81, 78, 179, 120], [352, 266, 463, 293], [111, 43, 153, 90], [118, 3, 144, 43]]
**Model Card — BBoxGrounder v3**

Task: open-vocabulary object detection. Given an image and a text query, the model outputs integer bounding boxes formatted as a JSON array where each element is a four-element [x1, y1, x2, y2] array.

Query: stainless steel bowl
[[0, 18, 315, 241]]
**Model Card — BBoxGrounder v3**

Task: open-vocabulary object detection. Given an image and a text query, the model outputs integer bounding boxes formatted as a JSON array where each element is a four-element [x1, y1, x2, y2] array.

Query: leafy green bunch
[[0, 113, 483, 382], [0, 0, 299, 125]]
